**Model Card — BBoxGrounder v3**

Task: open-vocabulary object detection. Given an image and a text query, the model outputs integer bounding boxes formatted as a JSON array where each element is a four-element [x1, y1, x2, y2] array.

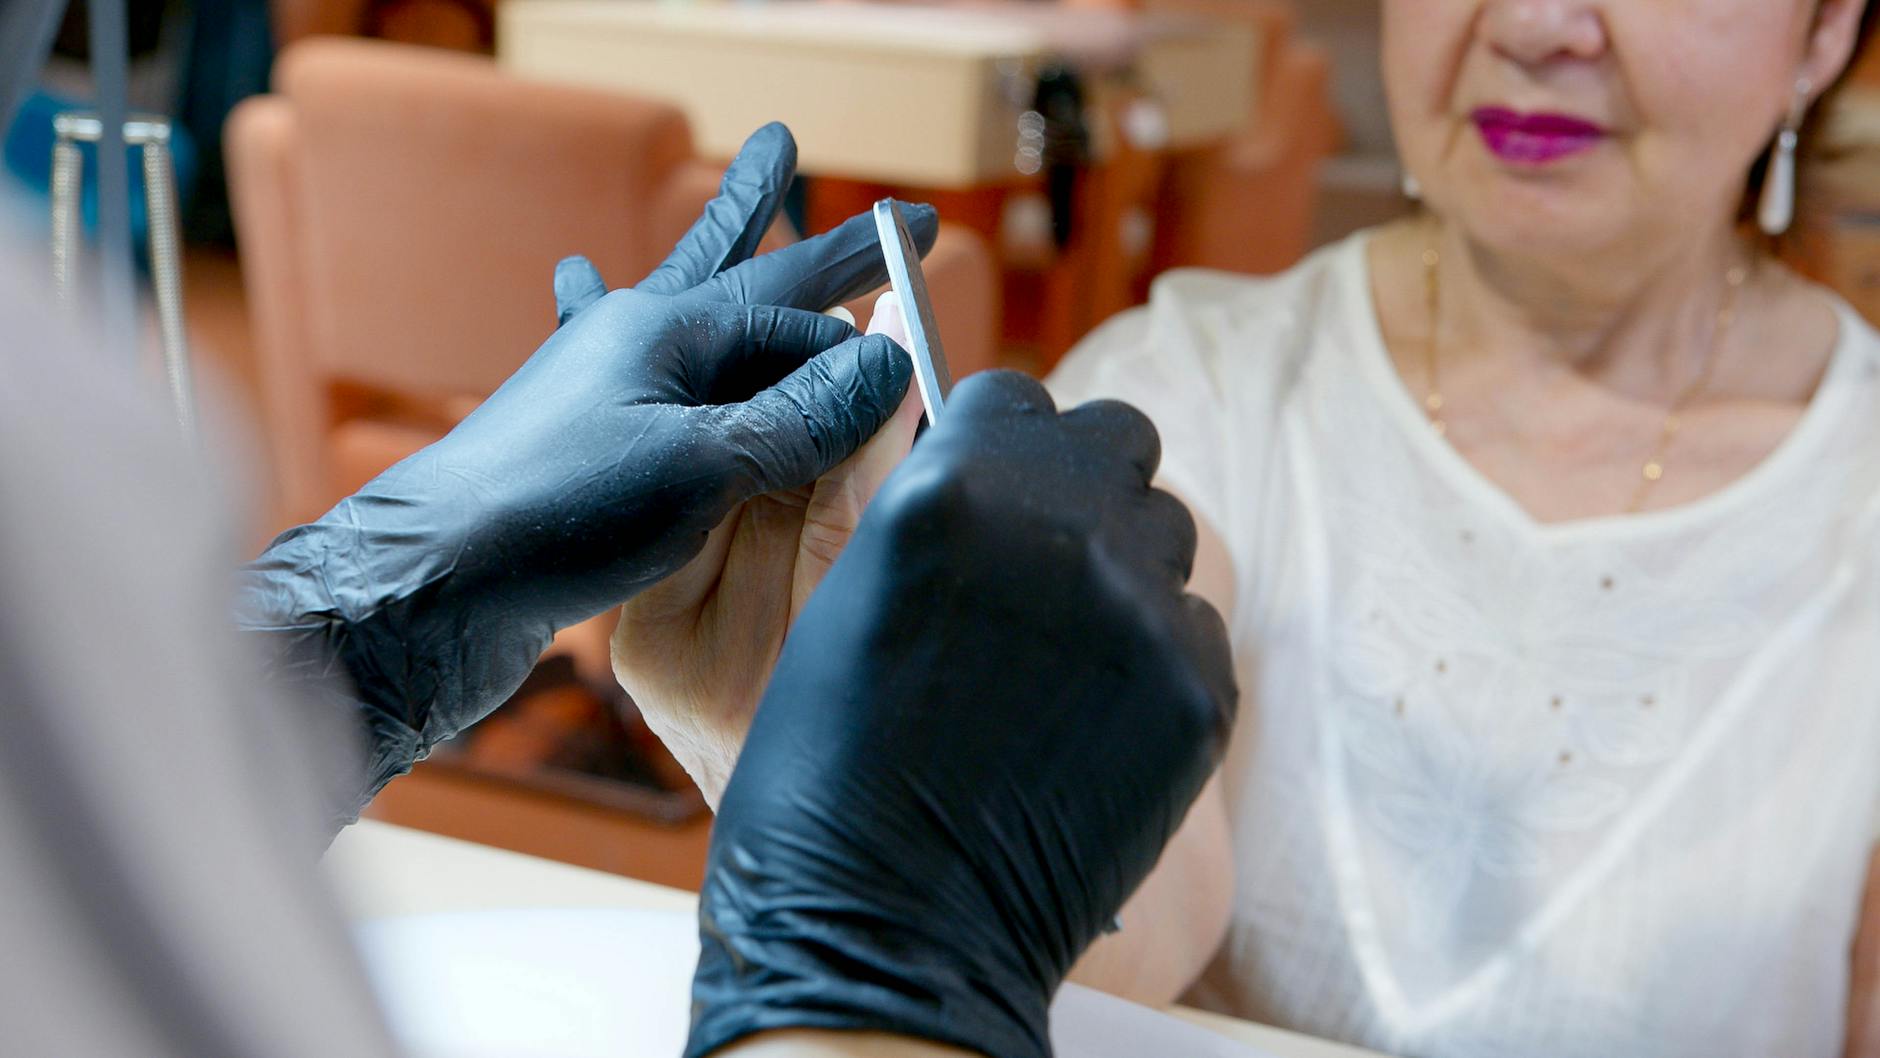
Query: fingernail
[[867, 291, 906, 340]]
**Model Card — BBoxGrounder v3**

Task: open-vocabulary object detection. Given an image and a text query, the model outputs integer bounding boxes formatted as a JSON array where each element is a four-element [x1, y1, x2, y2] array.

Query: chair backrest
[[228, 37, 722, 521]]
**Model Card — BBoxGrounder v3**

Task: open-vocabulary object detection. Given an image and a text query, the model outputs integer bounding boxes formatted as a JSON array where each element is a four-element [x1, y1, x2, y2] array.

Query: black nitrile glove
[[236, 123, 938, 826], [689, 372, 1239, 1058]]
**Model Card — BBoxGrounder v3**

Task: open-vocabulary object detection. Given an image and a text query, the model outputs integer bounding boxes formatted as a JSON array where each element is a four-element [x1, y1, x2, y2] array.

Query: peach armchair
[[227, 37, 996, 679]]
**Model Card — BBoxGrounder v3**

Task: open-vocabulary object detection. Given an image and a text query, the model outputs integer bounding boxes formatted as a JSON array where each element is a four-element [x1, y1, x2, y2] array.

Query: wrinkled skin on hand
[[688, 372, 1240, 1058], [605, 295, 925, 805], [236, 123, 931, 825]]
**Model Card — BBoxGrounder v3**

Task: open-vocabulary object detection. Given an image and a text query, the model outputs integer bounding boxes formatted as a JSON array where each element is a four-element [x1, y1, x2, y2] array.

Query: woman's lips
[[1471, 106, 1608, 165]]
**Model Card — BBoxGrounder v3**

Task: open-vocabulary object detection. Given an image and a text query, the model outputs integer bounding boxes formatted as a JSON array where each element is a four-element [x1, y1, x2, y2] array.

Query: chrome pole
[[49, 134, 82, 304], [51, 111, 198, 438]]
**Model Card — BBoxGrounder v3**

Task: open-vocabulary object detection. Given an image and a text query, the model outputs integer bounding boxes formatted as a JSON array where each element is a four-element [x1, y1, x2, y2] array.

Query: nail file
[[873, 199, 954, 423]]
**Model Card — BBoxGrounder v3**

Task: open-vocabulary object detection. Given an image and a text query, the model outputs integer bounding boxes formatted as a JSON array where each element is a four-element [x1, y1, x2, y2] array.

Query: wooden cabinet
[[365, 759, 713, 890]]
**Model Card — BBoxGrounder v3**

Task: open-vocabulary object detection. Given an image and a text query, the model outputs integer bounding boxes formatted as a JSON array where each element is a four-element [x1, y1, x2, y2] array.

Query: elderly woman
[[1050, 0, 1880, 1054], [615, 0, 1880, 1055]]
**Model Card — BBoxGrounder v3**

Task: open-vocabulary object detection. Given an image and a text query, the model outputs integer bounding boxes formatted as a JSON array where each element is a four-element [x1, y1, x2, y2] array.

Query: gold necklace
[[1419, 239, 1750, 514]]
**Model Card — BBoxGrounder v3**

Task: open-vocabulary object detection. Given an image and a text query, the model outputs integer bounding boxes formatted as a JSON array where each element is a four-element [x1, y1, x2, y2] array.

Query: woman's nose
[[1480, 0, 1607, 67]]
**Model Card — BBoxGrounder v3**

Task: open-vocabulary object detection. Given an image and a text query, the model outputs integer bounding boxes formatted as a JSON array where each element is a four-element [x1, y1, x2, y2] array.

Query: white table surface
[[326, 821, 1381, 1058]]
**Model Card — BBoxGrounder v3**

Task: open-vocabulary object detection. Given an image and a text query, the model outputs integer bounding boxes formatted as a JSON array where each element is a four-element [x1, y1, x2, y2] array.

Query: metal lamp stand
[[51, 111, 197, 437]]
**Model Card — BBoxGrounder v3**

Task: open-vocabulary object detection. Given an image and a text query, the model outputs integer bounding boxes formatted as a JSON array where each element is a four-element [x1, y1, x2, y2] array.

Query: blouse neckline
[[1336, 232, 1869, 547]]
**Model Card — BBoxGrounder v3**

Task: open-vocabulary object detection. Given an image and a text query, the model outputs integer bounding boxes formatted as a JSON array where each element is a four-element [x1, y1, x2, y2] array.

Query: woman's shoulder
[[1048, 233, 1368, 406]]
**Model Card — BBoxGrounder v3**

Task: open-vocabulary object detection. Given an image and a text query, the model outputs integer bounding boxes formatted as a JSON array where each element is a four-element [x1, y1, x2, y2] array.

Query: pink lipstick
[[1472, 107, 1607, 165]]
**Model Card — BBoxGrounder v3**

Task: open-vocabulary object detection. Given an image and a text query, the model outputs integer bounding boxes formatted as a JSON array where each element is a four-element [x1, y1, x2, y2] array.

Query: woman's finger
[[792, 384, 924, 614]]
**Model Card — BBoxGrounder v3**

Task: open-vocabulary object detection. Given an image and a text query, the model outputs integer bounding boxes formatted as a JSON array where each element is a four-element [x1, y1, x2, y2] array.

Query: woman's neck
[[1431, 217, 1753, 404]]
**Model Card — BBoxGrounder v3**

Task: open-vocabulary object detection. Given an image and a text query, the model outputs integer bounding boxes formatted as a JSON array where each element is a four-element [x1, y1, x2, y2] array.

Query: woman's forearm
[[1067, 495, 1239, 1006], [1844, 844, 1880, 1058], [1067, 774, 1234, 1005]]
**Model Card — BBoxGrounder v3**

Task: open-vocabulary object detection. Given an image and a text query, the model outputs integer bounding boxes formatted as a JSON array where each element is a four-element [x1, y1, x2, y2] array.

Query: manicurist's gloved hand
[[689, 372, 1239, 1058], [236, 123, 936, 827]]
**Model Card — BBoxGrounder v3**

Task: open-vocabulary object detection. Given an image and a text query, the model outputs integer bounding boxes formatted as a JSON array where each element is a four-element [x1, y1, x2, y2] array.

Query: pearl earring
[[1401, 170, 1423, 201], [1758, 78, 1812, 237]]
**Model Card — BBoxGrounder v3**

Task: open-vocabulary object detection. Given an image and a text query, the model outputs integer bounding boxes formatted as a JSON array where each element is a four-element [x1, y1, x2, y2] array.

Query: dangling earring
[[1401, 169, 1423, 201], [1758, 77, 1812, 237]]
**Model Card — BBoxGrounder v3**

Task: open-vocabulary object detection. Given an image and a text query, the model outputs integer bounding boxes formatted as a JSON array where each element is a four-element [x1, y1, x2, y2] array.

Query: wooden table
[[327, 821, 1383, 1058]]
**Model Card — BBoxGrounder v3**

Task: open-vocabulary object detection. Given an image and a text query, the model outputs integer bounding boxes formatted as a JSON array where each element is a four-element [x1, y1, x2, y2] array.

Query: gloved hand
[[607, 291, 924, 807], [236, 123, 936, 826], [689, 372, 1239, 1058]]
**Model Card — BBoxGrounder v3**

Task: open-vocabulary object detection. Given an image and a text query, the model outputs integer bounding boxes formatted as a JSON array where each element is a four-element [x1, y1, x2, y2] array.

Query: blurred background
[[11, 0, 1880, 894]]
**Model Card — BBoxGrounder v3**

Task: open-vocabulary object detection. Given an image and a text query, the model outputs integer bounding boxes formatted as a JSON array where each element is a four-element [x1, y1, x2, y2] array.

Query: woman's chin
[[1440, 171, 1643, 266]]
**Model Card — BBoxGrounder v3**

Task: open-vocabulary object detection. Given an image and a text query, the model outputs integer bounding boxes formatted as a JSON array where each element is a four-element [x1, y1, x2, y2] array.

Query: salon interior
[[13, 0, 1880, 1055]]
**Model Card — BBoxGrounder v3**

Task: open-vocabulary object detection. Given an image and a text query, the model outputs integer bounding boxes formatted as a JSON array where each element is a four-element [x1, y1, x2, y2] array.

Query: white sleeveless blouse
[[1047, 232, 1880, 1057]]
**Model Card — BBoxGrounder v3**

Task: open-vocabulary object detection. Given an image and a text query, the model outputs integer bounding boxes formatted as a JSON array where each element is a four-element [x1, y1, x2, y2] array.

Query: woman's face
[[1383, 0, 1867, 265]]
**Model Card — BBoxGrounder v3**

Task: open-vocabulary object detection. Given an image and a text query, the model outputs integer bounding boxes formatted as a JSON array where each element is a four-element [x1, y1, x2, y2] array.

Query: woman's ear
[[1802, 0, 1871, 100]]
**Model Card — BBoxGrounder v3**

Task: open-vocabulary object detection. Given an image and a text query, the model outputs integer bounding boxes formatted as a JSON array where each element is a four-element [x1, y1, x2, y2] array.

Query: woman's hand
[[1845, 844, 1880, 1057], [612, 296, 922, 806]]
